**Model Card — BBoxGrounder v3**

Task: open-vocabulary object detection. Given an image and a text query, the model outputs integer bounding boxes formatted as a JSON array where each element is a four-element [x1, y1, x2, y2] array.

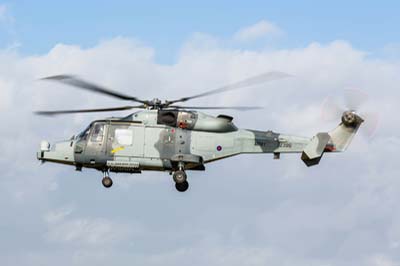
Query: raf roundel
[[216, 145, 222, 151]]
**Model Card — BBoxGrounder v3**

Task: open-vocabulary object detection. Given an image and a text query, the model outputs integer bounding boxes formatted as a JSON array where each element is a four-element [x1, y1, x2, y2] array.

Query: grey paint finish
[[37, 109, 363, 174], [190, 129, 308, 163]]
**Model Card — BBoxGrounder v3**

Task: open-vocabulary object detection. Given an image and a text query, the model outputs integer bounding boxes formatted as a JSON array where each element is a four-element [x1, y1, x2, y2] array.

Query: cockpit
[[76, 122, 106, 143], [77, 125, 91, 140]]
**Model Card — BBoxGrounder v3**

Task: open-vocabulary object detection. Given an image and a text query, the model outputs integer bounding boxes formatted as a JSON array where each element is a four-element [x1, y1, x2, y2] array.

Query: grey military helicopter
[[36, 72, 364, 192]]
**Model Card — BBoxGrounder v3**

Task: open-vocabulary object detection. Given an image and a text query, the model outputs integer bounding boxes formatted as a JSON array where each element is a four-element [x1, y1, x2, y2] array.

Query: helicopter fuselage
[[37, 109, 310, 173]]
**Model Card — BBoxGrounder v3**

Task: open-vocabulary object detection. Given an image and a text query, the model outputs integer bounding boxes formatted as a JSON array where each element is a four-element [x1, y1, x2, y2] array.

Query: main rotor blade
[[34, 105, 145, 116], [167, 71, 291, 105], [169, 105, 263, 111], [41, 75, 148, 104]]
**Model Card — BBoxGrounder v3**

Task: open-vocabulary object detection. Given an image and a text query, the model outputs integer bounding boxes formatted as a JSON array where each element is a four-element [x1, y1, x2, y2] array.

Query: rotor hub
[[146, 98, 164, 109], [341, 110, 357, 127]]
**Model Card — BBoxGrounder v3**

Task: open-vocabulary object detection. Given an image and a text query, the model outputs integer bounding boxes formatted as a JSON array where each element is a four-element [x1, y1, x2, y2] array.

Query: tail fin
[[301, 111, 364, 167], [328, 111, 364, 152]]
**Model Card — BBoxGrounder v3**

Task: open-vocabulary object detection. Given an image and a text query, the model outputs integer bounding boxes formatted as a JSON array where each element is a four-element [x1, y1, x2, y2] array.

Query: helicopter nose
[[37, 140, 75, 164]]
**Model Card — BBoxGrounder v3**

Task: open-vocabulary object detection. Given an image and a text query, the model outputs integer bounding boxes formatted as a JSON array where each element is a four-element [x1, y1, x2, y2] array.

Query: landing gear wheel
[[102, 177, 113, 188], [173, 170, 187, 184], [175, 181, 189, 192]]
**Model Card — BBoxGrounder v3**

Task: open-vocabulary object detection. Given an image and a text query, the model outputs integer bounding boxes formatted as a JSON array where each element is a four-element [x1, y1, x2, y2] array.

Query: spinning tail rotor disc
[[321, 89, 380, 139]]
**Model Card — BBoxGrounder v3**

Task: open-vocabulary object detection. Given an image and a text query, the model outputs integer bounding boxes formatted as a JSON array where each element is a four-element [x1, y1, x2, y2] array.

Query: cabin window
[[90, 123, 105, 142], [114, 129, 133, 145]]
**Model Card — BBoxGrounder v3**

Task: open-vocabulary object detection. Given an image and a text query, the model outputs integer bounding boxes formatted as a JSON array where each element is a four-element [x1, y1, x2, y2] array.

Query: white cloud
[[44, 206, 75, 224], [367, 254, 399, 266], [44, 217, 133, 246], [233, 20, 282, 42], [0, 30, 400, 266], [43, 206, 137, 246]]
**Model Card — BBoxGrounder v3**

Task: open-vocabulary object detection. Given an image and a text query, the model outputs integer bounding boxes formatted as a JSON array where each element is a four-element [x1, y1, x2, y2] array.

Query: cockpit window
[[77, 125, 91, 140], [90, 123, 105, 142]]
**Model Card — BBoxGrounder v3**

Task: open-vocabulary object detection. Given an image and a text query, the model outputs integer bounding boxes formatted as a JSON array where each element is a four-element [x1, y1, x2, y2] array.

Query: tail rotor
[[321, 89, 380, 139]]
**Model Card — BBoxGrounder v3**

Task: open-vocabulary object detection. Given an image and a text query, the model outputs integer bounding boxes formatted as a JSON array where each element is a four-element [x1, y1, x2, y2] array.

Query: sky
[[1, 1, 400, 266], [2, 1, 400, 62]]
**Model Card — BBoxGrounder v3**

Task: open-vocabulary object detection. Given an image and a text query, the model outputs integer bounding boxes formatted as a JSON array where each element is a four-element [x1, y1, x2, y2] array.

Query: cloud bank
[[0, 24, 400, 266]]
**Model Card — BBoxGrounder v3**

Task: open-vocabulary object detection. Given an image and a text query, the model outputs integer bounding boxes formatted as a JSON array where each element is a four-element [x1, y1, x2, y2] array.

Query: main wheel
[[102, 177, 113, 188], [175, 181, 189, 192], [173, 170, 187, 184]]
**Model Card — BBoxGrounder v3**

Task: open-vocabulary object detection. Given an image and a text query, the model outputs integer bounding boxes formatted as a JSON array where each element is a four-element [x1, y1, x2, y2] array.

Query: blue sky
[[2, 1, 400, 62]]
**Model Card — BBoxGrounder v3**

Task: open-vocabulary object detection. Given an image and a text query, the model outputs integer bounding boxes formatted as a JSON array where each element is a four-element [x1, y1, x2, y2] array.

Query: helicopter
[[36, 72, 364, 192]]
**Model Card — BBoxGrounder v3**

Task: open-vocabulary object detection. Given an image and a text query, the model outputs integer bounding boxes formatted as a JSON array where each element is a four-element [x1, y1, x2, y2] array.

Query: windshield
[[90, 123, 105, 142], [77, 124, 91, 140]]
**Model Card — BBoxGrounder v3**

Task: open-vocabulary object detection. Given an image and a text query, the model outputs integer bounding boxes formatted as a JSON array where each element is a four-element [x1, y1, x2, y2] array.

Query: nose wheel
[[102, 170, 113, 188], [175, 181, 189, 192]]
